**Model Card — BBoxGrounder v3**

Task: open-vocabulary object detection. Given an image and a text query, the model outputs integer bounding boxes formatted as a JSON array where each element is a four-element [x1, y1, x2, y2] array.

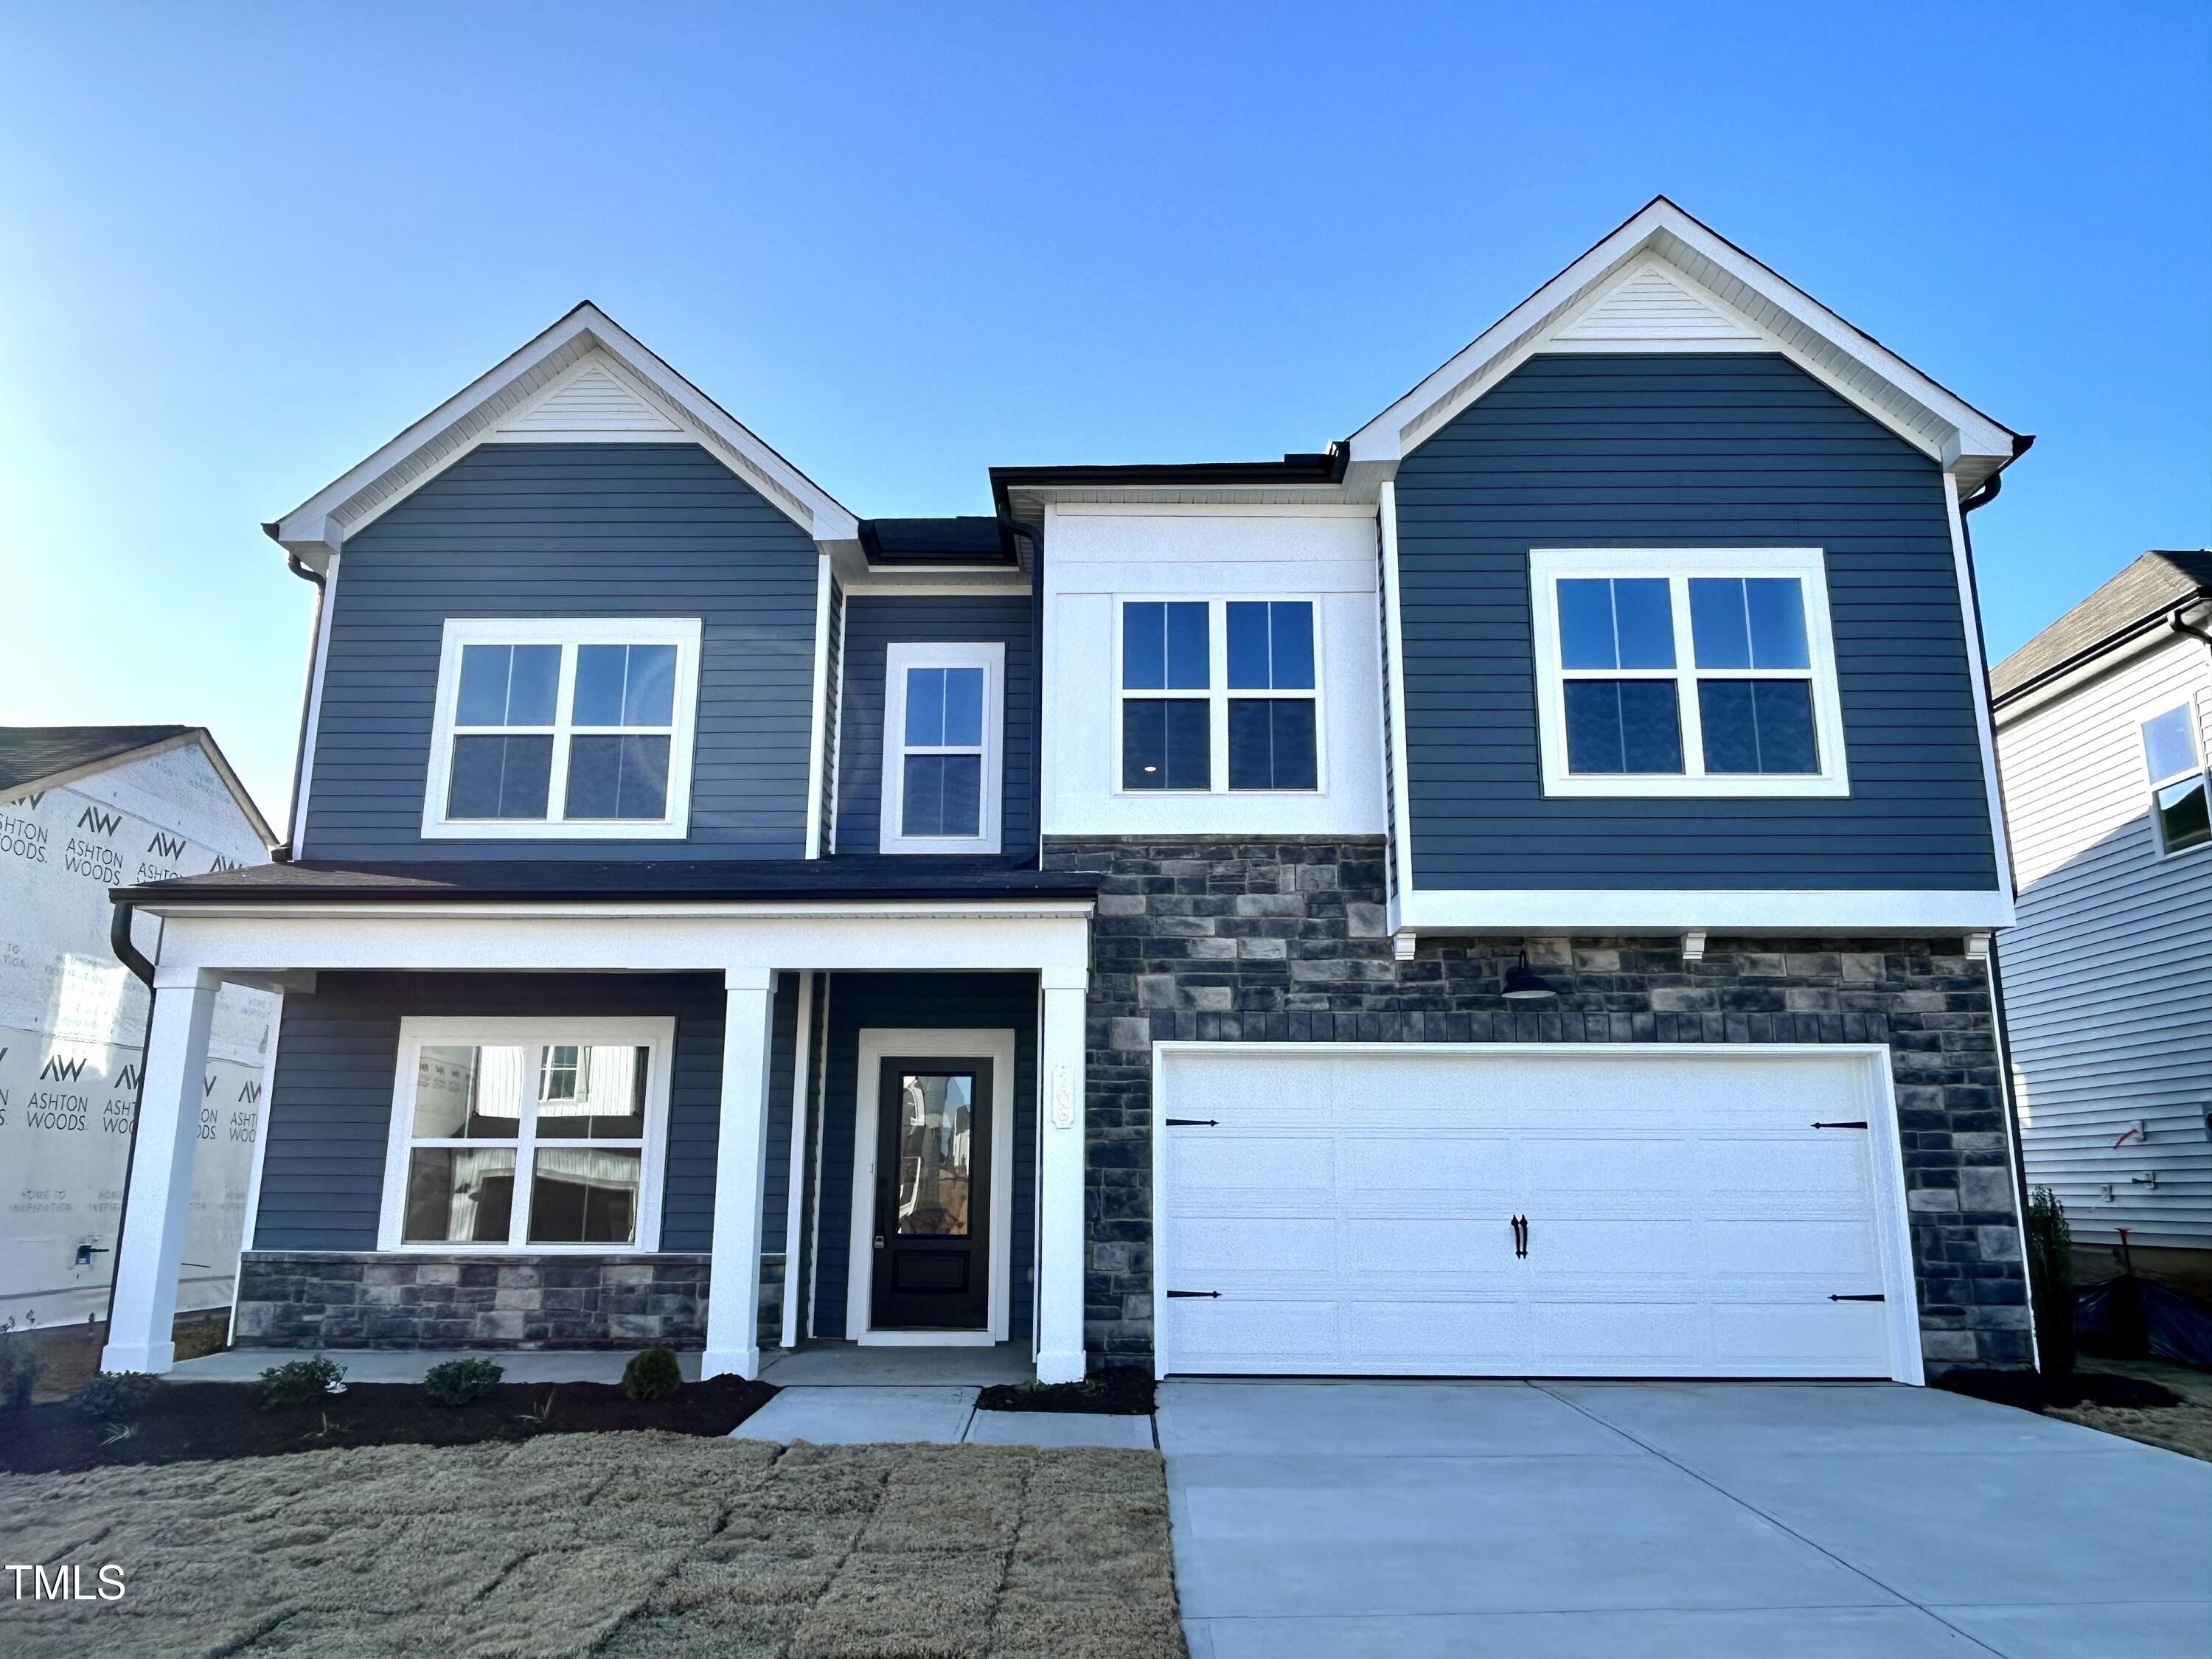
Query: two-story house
[[100, 198, 2034, 1385]]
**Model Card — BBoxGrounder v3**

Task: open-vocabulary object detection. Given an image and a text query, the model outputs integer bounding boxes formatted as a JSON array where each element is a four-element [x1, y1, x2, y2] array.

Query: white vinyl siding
[[1996, 632, 2212, 1248]]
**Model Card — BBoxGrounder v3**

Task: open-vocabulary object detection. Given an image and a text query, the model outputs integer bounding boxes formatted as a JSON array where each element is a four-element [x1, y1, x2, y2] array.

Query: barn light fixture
[[1501, 952, 1559, 1001]]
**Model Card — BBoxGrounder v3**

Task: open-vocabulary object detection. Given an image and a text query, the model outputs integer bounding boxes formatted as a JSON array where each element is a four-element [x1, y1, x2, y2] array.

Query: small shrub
[[621, 1347, 682, 1402], [0, 1326, 41, 1411], [69, 1371, 163, 1425], [260, 1354, 347, 1409], [2026, 1184, 2076, 1379], [422, 1357, 504, 1407]]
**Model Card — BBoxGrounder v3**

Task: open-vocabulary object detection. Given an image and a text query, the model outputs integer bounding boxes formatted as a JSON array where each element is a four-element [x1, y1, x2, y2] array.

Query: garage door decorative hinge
[[1829, 1293, 1885, 1301], [1165, 1290, 1222, 1298], [1164, 1118, 1219, 1127], [1812, 1120, 1868, 1130]]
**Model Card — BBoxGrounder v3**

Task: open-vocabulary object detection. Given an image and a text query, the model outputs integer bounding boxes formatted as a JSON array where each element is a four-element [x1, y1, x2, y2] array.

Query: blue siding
[[302, 442, 819, 860], [254, 971, 796, 1263], [812, 973, 1037, 1340], [832, 595, 1037, 856], [1394, 353, 2000, 891]]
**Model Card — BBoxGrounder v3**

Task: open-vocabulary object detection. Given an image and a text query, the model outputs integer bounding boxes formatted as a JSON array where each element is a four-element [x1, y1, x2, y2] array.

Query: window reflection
[[894, 1073, 974, 1237]]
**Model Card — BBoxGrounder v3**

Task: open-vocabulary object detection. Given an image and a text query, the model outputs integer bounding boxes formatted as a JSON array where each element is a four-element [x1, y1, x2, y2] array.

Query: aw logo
[[116, 1063, 140, 1091], [146, 832, 186, 860], [209, 854, 246, 873], [238, 1080, 262, 1105], [76, 807, 122, 838], [40, 1055, 89, 1082]]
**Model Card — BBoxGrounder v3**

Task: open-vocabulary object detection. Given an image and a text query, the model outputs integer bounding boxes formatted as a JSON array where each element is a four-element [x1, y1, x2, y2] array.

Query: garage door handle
[[1829, 1293, 1885, 1301], [1512, 1215, 1528, 1259], [1812, 1121, 1868, 1130], [1164, 1118, 1219, 1127], [1166, 1290, 1221, 1299]]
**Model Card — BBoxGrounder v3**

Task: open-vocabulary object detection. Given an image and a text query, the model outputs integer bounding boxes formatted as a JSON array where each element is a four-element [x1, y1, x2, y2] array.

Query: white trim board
[[1150, 1040, 1924, 1385], [375, 1015, 676, 1255], [1397, 888, 2014, 934], [844, 1028, 1018, 1346]]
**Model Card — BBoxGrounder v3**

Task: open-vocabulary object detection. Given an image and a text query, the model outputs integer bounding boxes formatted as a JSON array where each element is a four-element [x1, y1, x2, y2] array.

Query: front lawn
[[0, 1433, 1186, 1658]]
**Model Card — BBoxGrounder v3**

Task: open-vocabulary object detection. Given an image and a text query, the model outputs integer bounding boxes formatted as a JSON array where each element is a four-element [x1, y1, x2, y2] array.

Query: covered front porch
[[101, 880, 1095, 1385]]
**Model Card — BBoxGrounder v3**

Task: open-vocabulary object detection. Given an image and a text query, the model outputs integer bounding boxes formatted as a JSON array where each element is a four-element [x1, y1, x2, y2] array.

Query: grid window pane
[[403, 1147, 515, 1243], [1559, 579, 1673, 670], [902, 754, 983, 837], [526, 1149, 640, 1245], [448, 734, 553, 818], [1123, 699, 1211, 790], [1557, 580, 1618, 669], [1564, 681, 1683, 773], [1227, 602, 1316, 690], [412, 1044, 526, 1138], [1226, 602, 1270, 689], [1744, 579, 1811, 668], [905, 667, 983, 748], [456, 644, 515, 726], [1698, 680, 1818, 773], [1164, 602, 1208, 688], [1228, 698, 1318, 790], [2157, 776, 2211, 852], [1123, 601, 1208, 689], [535, 1045, 650, 1138], [573, 644, 679, 727], [1689, 578, 1753, 669], [564, 734, 670, 819], [2142, 707, 2201, 782]]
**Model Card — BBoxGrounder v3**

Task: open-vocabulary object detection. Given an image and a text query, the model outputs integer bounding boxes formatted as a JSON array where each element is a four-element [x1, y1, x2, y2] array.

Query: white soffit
[[271, 302, 859, 563], [1348, 198, 2022, 485]]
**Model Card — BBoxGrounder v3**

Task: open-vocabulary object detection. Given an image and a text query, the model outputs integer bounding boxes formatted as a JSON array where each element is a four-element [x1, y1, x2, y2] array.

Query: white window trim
[[878, 641, 1005, 855], [377, 1016, 675, 1253], [2138, 693, 2212, 859], [845, 1027, 1017, 1345], [1529, 548, 1849, 799], [1111, 596, 1328, 795], [421, 616, 703, 840]]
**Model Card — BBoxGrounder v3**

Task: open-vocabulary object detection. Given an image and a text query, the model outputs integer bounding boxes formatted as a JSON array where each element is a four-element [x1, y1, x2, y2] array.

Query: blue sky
[[2, 4, 2205, 825]]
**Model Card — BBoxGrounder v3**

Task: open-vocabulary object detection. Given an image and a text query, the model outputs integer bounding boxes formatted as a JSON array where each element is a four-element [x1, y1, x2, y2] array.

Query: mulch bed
[[1934, 1366, 2180, 1413], [976, 1367, 1154, 1416], [0, 1376, 774, 1475]]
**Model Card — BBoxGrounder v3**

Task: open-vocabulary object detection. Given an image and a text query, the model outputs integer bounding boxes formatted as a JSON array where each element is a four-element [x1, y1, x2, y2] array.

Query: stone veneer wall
[[235, 1251, 787, 1352], [1042, 835, 2030, 1374]]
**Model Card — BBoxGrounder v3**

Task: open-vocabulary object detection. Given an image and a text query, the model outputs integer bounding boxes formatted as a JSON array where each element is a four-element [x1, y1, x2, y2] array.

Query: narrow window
[[1121, 601, 1212, 790], [448, 643, 560, 818], [880, 643, 1004, 852], [2141, 705, 2211, 854], [1226, 601, 1318, 790]]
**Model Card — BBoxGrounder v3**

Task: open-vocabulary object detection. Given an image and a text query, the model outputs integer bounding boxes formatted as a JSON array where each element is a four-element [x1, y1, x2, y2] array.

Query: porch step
[[734, 1385, 1155, 1448]]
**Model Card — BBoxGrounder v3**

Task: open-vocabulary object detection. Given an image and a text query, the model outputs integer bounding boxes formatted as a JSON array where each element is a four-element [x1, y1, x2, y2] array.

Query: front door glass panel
[[894, 1073, 974, 1237]]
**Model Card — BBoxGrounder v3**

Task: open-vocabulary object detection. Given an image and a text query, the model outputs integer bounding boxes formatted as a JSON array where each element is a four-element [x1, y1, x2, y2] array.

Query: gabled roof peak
[[270, 302, 858, 568]]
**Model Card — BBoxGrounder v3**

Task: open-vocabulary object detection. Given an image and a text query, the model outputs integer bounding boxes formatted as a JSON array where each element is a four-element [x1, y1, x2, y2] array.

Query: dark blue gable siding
[[302, 442, 819, 860], [1394, 352, 1999, 891], [253, 971, 796, 1260], [832, 594, 1037, 856]]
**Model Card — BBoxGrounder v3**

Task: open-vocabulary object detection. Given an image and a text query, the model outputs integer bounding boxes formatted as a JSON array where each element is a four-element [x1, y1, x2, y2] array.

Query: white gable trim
[[1547, 256, 1765, 349], [1348, 199, 2020, 487], [485, 352, 688, 439], [272, 303, 858, 565]]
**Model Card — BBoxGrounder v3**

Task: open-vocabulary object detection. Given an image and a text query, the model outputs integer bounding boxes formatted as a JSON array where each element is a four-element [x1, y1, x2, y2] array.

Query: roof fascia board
[[273, 304, 857, 563], [1348, 200, 2019, 476]]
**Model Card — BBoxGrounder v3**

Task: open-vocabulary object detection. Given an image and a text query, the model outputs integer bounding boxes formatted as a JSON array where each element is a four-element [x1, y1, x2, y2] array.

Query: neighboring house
[[100, 198, 2035, 1385], [1991, 551, 2212, 1293], [0, 726, 276, 1333]]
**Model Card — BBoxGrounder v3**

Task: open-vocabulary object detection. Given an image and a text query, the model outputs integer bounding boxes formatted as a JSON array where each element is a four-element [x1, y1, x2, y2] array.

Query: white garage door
[[1154, 1044, 1919, 1381]]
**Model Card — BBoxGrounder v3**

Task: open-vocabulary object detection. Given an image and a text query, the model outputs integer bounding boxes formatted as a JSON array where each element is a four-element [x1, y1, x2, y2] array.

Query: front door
[[871, 1057, 992, 1330]]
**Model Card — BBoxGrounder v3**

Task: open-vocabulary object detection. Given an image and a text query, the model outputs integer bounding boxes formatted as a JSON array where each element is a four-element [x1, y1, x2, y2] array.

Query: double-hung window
[[2140, 703, 2211, 855], [379, 1018, 672, 1252], [1119, 599, 1321, 792], [423, 618, 702, 838], [880, 641, 1004, 853], [1529, 549, 1848, 797]]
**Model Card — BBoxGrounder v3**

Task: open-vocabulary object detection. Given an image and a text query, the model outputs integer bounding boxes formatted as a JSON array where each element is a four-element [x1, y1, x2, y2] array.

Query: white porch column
[[703, 966, 777, 1380], [1035, 970, 1089, 1384], [100, 970, 220, 1374]]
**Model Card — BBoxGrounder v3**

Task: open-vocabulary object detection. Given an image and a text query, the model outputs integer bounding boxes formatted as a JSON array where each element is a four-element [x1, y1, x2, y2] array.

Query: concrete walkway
[[734, 1383, 1156, 1447], [1159, 1380, 2212, 1659]]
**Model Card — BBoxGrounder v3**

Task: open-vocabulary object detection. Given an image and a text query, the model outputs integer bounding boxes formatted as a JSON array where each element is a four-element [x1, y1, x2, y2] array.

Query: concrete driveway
[[1158, 1380, 2212, 1658]]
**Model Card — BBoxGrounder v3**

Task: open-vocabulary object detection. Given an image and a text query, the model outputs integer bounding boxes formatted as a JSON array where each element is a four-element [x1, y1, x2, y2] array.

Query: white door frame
[[847, 1027, 1017, 1346], [1151, 1040, 1924, 1385]]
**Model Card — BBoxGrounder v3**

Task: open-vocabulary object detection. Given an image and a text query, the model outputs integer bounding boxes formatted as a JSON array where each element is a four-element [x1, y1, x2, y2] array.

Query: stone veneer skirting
[[234, 1251, 787, 1352], [1043, 835, 2031, 1374]]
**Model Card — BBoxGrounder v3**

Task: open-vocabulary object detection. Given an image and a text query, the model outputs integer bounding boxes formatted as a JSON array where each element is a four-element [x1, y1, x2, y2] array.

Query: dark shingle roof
[[858, 518, 1016, 566], [1990, 551, 2212, 703], [0, 725, 193, 796], [113, 856, 1100, 906]]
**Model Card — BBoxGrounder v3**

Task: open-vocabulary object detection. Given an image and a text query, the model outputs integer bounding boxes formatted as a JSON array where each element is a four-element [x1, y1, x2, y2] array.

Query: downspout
[[272, 533, 327, 863], [103, 899, 159, 1346], [1000, 515, 1046, 868], [1958, 465, 2042, 1369]]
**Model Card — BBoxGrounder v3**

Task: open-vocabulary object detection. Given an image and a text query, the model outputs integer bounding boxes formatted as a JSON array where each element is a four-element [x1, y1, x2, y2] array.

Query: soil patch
[[0, 1375, 774, 1475], [1935, 1360, 2212, 1463], [0, 1433, 1186, 1658], [977, 1367, 1155, 1416]]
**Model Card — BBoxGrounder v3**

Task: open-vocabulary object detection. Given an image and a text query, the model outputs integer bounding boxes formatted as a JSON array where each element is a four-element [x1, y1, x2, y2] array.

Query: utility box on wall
[[0, 728, 275, 1332]]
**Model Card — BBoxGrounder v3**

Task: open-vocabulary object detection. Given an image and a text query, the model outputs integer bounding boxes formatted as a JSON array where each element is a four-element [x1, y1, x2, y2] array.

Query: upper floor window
[[1119, 599, 1321, 792], [1528, 549, 1848, 798], [422, 617, 702, 839], [880, 641, 1004, 853], [2140, 703, 2210, 855]]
